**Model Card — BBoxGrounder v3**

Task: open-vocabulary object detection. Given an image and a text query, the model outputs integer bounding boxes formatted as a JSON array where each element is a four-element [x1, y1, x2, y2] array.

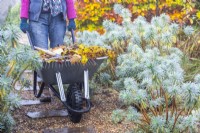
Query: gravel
[[13, 88, 134, 133]]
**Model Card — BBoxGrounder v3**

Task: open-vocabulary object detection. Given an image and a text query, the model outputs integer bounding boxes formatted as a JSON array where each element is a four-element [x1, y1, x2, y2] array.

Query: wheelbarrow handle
[[27, 31, 35, 50], [71, 29, 75, 44]]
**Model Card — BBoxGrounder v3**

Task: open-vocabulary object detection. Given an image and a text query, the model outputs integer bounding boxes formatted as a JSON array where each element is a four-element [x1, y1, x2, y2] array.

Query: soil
[[13, 87, 134, 133]]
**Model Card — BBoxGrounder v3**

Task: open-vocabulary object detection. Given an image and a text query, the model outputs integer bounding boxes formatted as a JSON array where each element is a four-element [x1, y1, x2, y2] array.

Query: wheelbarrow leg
[[84, 69, 93, 106], [56, 72, 66, 102], [33, 71, 51, 102], [33, 71, 45, 98], [84, 69, 90, 99]]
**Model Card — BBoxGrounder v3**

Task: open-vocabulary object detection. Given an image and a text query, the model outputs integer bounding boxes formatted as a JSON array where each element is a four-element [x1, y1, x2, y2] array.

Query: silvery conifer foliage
[[105, 4, 198, 133], [112, 44, 200, 132], [0, 25, 42, 132]]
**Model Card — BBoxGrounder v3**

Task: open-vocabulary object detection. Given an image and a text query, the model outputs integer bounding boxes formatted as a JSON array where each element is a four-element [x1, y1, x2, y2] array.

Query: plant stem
[[150, 91, 155, 99], [156, 89, 159, 98], [158, 105, 162, 115], [150, 107, 157, 116], [142, 113, 149, 124], [141, 108, 150, 124], [6, 61, 16, 77], [154, 107, 159, 114], [164, 92, 169, 123], [171, 97, 176, 117], [141, 38, 145, 51], [141, 118, 150, 124], [160, 86, 162, 97], [172, 109, 184, 131], [133, 103, 142, 111], [187, 107, 194, 115], [158, 86, 164, 115], [12, 65, 29, 87]]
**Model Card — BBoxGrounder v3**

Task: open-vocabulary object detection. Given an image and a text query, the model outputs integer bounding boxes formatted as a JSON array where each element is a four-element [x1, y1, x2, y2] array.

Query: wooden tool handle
[[71, 29, 75, 44], [34, 46, 56, 56]]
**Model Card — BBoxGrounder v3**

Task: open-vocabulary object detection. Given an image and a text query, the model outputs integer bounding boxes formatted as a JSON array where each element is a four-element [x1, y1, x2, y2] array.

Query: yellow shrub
[[75, 0, 199, 32]]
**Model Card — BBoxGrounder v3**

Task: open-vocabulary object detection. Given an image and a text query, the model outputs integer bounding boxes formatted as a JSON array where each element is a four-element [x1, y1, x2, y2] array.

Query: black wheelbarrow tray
[[33, 57, 107, 123]]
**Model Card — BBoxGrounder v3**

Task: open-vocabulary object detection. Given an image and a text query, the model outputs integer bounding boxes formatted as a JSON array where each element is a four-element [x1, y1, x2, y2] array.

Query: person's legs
[[49, 13, 66, 48], [29, 14, 52, 102], [29, 13, 50, 49]]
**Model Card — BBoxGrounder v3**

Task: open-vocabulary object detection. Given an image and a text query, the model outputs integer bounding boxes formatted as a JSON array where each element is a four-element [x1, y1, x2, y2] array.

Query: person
[[20, 0, 76, 102], [20, 0, 76, 49]]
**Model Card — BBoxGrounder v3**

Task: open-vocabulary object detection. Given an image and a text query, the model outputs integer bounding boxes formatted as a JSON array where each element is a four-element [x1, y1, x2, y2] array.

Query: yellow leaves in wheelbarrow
[[70, 54, 81, 64], [37, 44, 115, 65], [67, 44, 116, 64], [69, 54, 88, 65], [81, 55, 88, 64]]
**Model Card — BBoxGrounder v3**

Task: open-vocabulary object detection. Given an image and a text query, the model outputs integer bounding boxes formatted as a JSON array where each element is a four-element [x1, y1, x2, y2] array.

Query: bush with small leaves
[[111, 109, 124, 124], [0, 25, 42, 132], [112, 44, 200, 132], [87, 4, 200, 133]]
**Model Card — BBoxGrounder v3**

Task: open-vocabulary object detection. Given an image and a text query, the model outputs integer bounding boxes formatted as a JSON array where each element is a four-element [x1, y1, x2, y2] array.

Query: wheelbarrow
[[27, 31, 107, 123]]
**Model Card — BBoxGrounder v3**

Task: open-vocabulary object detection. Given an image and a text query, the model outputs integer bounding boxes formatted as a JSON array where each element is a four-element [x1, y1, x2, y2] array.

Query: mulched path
[[13, 87, 134, 133]]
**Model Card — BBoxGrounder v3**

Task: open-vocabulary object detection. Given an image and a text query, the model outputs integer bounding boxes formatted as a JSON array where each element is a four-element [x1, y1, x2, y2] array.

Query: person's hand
[[68, 19, 76, 31], [20, 18, 29, 33]]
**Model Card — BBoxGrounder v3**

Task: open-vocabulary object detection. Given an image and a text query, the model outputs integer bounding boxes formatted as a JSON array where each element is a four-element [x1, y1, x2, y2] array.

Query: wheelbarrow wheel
[[66, 85, 83, 123]]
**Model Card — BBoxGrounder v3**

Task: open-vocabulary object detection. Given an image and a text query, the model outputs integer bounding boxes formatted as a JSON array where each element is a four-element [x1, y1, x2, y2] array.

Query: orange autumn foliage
[[75, 0, 199, 33]]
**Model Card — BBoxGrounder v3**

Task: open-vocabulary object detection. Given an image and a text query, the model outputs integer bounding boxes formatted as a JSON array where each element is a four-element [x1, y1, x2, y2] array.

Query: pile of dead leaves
[[36, 44, 115, 64]]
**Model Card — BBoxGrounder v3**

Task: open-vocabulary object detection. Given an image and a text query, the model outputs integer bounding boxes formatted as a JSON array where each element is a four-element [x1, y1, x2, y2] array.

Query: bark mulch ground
[[13, 87, 134, 133]]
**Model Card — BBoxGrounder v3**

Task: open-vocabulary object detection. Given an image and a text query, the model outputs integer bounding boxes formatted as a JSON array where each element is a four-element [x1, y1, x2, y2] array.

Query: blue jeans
[[29, 13, 66, 49]]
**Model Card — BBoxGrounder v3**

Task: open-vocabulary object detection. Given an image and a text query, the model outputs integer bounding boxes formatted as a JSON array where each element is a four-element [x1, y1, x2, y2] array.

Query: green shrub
[[183, 57, 200, 81], [102, 4, 200, 133], [5, 3, 21, 25], [0, 25, 41, 132], [112, 44, 200, 132]]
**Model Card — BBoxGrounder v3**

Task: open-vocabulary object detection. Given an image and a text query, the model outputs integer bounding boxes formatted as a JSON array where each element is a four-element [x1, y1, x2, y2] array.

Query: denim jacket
[[20, 0, 76, 20], [29, 0, 67, 21]]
